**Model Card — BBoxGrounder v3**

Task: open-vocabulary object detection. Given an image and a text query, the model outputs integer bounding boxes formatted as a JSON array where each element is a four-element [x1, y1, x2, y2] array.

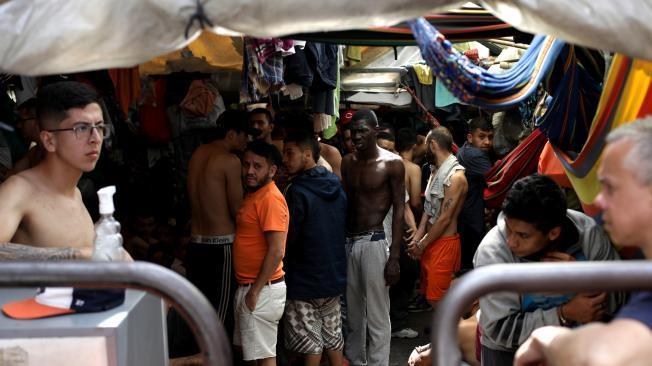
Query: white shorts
[[233, 281, 286, 361]]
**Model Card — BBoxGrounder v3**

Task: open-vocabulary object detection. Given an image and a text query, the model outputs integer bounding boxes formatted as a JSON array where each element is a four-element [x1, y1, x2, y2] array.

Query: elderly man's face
[[595, 139, 652, 252]]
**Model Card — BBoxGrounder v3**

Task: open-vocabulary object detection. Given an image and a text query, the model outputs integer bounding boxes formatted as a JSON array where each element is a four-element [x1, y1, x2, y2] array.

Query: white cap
[[97, 186, 116, 215]]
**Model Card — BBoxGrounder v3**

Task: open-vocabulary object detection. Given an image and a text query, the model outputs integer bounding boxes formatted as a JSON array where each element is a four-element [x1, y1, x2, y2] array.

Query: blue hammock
[[408, 17, 565, 109]]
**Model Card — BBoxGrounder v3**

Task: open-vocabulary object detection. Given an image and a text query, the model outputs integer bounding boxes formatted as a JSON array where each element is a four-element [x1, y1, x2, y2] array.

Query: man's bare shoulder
[[342, 153, 356, 169], [404, 159, 420, 173], [0, 172, 38, 201], [448, 170, 468, 191], [321, 143, 340, 157], [378, 147, 403, 162], [209, 152, 240, 170]]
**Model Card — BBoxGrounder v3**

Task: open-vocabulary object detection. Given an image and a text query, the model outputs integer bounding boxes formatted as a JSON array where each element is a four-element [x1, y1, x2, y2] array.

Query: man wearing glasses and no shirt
[[0, 81, 109, 260]]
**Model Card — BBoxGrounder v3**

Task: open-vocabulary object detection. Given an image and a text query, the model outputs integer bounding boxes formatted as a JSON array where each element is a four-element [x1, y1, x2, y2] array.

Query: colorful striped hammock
[[408, 17, 565, 109], [484, 128, 548, 209], [553, 54, 652, 204], [535, 46, 602, 152]]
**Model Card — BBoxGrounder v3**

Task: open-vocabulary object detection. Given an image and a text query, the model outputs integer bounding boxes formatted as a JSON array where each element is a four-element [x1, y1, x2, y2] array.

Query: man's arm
[[321, 143, 342, 180], [244, 231, 287, 311], [0, 242, 91, 260], [0, 176, 28, 243], [223, 155, 244, 220], [406, 163, 423, 222], [516, 320, 652, 366], [416, 172, 466, 249], [385, 158, 405, 286]]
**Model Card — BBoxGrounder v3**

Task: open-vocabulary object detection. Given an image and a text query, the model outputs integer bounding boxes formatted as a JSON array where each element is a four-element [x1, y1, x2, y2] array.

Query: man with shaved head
[[341, 109, 405, 366]]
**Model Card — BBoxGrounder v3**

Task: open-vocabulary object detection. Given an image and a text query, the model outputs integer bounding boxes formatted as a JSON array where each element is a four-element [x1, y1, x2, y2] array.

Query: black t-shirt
[[456, 142, 492, 233]]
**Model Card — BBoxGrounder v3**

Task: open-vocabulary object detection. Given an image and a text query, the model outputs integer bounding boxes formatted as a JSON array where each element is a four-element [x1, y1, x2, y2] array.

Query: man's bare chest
[[18, 196, 95, 248], [347, 162, 390, 193]]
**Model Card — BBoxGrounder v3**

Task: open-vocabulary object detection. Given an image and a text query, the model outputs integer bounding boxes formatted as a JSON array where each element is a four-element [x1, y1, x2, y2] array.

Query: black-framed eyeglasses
[[46, 123, 110, 140]]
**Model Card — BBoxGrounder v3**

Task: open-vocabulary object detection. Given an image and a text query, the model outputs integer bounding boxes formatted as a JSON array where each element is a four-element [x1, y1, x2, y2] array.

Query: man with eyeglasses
[[0, 81, 107, 260]]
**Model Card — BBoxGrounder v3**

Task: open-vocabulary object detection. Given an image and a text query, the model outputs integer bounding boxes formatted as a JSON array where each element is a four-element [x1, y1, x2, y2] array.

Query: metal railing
[[431, 261, 652, 365], [0, 261, 231, 366]]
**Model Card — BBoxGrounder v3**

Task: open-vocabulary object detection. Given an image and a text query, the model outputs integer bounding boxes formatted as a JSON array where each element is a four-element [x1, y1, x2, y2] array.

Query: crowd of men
[[2, 80, 652, 366]]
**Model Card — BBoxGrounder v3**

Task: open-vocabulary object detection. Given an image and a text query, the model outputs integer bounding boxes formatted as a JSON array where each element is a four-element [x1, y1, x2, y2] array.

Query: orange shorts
[[420, 234, 461, 302]]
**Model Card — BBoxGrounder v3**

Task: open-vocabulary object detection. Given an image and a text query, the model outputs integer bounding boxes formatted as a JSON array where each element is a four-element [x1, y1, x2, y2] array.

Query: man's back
[[0, 169, 94, 250], [187, 143, 241, 236]]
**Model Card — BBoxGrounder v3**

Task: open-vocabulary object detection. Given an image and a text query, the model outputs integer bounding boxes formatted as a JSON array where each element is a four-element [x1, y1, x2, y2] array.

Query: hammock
[[484, 128, 548, 209], [535, 46, 602, 152], [408, 17, 565, 109], [553, 54, 652, 203]]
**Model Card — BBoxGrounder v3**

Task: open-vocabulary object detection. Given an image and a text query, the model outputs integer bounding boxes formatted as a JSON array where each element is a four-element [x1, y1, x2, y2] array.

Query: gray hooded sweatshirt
[[474, 209, 625, 352]]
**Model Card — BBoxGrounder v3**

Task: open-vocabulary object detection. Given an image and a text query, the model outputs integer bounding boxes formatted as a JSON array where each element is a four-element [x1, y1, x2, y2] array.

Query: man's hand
[[542, 251, 576, 262], [403, 226, 416, 243], [562, 292, 607, 324], [514, 326, 570, 366], [408, 344, 432, 366], [406, 240, 424, 260], [384, 257, 400, 286], [245, 287, 260, 312]]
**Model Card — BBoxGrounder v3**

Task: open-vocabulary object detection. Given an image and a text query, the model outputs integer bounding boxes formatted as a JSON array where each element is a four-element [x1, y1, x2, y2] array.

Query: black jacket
[[284, 166, 347, 300]]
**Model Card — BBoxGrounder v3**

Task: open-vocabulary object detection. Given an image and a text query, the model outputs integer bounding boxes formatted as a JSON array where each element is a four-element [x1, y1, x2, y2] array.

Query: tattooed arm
[[411, 171, 467, 254], [0, 243, 92, 261]]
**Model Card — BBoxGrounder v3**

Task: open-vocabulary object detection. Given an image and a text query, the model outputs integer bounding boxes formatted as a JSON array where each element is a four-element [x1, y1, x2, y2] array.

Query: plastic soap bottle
[[92, 186, 124, 261]]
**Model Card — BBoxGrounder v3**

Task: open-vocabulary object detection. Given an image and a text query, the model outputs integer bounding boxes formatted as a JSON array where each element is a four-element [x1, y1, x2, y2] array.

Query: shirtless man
[[407, 127, 468, 308], [12, 98, 46, 174], [187, 109, 250, 336], [396, 128, 423, 220], [0, 81, 105, 260], [318, 140, 342, 179], [341, 109, 405, 366]]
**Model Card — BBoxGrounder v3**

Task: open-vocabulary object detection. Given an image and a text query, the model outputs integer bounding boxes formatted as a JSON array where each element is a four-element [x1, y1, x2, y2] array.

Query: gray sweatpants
[[345, 231, 391, 366]]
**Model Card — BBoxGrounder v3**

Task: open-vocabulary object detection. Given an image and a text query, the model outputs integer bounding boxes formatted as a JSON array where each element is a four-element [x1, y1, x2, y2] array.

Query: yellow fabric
[[562, 55, 652, 203], [412, 63, 433, 85], [345, 46, 362, 63], [139, 32, 243, 75]]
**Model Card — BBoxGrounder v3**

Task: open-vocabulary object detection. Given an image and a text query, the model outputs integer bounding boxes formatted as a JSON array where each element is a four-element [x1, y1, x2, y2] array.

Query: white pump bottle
[[92, 186, 125, 261]]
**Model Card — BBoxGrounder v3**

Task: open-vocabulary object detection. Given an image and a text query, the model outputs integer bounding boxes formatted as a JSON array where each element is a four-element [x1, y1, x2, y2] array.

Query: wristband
[[557, 305, 569, 326]]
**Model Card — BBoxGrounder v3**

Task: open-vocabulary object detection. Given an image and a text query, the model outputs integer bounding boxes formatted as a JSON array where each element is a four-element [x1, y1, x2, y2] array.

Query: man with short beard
[[408, 127, 468, 308], [187, 109, 252, 339], [233, 140, 289, 366]]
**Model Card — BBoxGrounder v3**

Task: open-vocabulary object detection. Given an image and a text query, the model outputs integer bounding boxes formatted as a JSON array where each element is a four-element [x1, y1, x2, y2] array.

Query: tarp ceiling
[[0, 0, 650, 76], [289, 9, 526, 46]]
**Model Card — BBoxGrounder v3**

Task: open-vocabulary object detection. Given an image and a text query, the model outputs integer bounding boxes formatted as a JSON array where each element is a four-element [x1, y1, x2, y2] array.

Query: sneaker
[[391, 327, 419, 339], [407, 298, 433, 313]]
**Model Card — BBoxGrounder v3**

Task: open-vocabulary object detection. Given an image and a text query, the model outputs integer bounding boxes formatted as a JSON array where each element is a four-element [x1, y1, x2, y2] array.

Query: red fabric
[[484, 128, 547, 209], [538, 141, 572, 188], [180, 79, 216, 117], [139, 78, 171, 144]]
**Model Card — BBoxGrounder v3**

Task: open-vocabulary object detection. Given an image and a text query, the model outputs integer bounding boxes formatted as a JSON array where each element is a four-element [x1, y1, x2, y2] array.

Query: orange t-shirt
[[234, 181, 289, 284]]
